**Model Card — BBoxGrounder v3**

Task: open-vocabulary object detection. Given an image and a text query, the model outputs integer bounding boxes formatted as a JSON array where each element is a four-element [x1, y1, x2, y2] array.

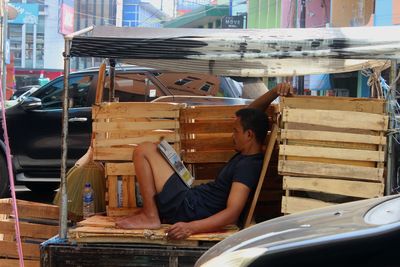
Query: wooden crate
[[180, 104, 283, 223], [279, 96, 388, 214], [92, 102, 183, 216], [0, 199, 59, 267]]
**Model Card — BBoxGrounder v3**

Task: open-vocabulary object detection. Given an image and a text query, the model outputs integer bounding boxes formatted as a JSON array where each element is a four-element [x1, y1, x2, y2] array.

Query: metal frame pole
[[1, 0, 8, 98], [59, 39, 71, 239]]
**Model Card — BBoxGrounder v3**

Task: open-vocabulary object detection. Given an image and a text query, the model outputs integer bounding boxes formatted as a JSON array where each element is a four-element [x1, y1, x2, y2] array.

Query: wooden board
[[92, 102, 182, 119], [282, 109, 388, 131], [281, 96, 386, 114], [279, 160, 384, 181], [282, 196, 334, 214], [0, 259, 39, 267], [281, 129, 386, 145], [70, 215, 239, 245], [182, 151, 236, 164], [279, 145, 384, 162], [283, 176, 384, 198], [106, 163, 135, 176], [0, 199, 59, 220]]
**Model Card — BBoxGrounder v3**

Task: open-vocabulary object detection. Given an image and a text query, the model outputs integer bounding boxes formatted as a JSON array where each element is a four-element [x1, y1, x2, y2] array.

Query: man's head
[[233, 108, 269, 152]]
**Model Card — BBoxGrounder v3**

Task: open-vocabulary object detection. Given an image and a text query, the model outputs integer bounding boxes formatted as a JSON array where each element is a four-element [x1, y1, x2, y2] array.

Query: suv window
[[34, 75, 94, 109], [104, 72, 162, 102]]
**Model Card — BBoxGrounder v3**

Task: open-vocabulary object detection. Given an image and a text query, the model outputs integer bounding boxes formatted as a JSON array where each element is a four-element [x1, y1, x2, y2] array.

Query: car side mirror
[[20, 96, 42, 110]]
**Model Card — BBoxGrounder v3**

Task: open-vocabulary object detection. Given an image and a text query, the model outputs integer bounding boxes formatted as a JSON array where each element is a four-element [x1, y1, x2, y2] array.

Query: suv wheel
[[0, 153, 10, 198]]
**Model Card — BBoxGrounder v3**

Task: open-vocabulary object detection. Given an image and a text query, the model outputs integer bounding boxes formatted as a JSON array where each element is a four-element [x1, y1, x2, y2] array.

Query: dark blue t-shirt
[[183, 152, 264, 220]]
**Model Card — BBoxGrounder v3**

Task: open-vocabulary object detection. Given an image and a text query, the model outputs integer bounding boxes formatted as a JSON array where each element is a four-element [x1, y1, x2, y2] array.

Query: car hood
[[196, 195, 400, 266]]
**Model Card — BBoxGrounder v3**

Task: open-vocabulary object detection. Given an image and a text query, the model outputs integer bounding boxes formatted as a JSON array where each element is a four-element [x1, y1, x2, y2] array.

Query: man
[[116, 83, 293, 239]]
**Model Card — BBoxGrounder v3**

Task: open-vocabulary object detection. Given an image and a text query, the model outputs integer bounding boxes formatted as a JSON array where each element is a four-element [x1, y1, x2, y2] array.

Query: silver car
[[196, 194, 400, 267]]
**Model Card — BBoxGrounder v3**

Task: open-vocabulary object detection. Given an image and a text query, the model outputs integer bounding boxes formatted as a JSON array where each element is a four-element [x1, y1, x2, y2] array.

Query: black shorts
[[155, 173, 208, 224]]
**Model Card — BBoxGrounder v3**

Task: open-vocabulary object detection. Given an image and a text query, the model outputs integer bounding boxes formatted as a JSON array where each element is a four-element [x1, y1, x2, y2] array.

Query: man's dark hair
[[235, 108, 269, 144]]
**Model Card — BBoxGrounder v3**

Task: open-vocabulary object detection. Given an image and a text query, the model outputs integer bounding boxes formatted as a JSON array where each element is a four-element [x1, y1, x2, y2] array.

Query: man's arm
[[248, 82, 293, 111], [167, 182, 250, 240]]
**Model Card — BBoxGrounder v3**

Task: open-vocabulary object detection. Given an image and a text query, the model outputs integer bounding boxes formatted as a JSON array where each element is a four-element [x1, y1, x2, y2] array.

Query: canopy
[[66, 25, 400, 77]]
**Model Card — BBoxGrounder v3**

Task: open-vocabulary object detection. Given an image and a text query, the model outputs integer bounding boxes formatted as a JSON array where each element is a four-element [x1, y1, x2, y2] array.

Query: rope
[[0, 82, 25, 265]]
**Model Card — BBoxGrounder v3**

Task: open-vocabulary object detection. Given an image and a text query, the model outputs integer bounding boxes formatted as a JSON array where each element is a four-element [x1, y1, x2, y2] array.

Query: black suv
[[0, 66, 245, 197]]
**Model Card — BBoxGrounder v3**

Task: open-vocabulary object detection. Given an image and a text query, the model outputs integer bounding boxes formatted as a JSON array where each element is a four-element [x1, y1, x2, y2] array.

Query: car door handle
[[68, 117, 88, 122]]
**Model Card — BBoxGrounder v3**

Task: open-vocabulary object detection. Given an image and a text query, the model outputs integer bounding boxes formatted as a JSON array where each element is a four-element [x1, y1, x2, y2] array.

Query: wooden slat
[[278, 160, 384, 181], [244, 124, 278, 228], [285, 155, 376, 167], [128, 175, 136, 208], [282, 109, 388, 131], [0, 241, 40, 259], [93, 103, 182, 119], [279, 145, 384, 162], [105, 163, 135, 176], [287, 139, 378, 151], [281, 129, 386, 145], [94, 147, 134, 161], [281, 96, 386, 114], [0, 220, 58, 239], [0, 259, 39, 267], [282, 196, 334, 214], [0, 199, 59, 220], [107, 175, 118, 208], [181, 137, 233, 151], [182, 151, 236, 163], [94, 135, 179, 147], [181, 121, 234, 134], [283, 176, 384, 198], [94, 120, 179, 133], [180, 105, 243, 120]]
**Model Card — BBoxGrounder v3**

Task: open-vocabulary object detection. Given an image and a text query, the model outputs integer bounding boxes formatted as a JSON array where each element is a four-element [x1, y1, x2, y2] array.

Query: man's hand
[[274, 82, 293, 96], [167, 222, 194, 240]]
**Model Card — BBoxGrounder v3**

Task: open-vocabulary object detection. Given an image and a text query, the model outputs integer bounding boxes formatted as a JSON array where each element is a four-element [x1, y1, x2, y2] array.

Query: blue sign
[[8, 3, 39, 24]]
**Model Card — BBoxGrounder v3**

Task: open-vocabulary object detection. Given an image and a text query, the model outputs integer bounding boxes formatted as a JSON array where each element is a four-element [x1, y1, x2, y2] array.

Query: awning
[[67, 25, 399, 77]]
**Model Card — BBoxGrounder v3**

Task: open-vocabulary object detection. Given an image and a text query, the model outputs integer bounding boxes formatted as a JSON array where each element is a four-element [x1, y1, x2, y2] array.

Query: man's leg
[[116, 142, 174, 229]]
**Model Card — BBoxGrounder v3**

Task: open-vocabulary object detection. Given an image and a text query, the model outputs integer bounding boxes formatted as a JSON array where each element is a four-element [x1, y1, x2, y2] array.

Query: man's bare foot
[[116, 212, 161, 229]]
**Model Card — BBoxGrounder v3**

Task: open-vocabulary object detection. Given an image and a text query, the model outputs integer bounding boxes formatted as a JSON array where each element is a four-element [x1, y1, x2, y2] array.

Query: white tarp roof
[[68, 25, 399, 77]]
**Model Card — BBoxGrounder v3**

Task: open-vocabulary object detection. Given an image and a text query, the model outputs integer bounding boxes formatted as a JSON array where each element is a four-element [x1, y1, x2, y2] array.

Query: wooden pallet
[[0, 199, 59, 267], [279, 96, 388, 214], [68, 215, 238, 246]]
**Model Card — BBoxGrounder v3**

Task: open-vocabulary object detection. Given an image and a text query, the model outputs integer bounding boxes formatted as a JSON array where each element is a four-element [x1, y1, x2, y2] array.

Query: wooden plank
[[107, 175, 118, 208], [95, 135, 180, 148], [279, 145, 385, 162], [286, 139, 379, 151], [180, 105, 244, 120], [281, 129, 386, 145], [0, 259, 39, 267], [0, 240, 40, 259], [278, 160, 384, 181], [94, 147, 134, 161], [94, 120, 179, 133], [93, 102, 182, 119], [181, 138, 233, 151], [285, 155, 376, 167], [181, 121, 234, 134], [282, 109, 388, 131], [105, 163, 135, 176], [244, 124, 278, 228], [283, 176, 384, 198], [0, 199, 59, 220], [182, 151, 236, 163], [281, 96, 386, 114], [282, 196, 335, 214], [0, 220, 58, 239], [128, 175, 136, 208]]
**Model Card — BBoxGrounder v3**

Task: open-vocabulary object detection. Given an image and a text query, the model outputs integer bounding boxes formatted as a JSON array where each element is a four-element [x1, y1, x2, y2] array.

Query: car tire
[[25, 182, 59, 194], [0, 153, 10, 198]]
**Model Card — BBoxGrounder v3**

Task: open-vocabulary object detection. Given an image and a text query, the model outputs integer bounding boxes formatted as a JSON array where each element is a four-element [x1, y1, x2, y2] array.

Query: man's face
[[232, 117, 248, 152]]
